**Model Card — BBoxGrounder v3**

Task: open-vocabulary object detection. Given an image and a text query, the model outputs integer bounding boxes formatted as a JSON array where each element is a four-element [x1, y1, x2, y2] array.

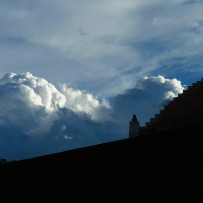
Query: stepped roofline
[[141, 77, 203, 132]]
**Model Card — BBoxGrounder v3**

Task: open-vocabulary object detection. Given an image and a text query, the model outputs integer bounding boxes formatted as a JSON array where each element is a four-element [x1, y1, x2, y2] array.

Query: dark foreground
[[0, 125, 203, 202]]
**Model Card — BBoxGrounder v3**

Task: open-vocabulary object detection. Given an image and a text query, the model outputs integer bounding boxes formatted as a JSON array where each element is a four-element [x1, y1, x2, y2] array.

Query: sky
[[0, 0, 202, 160]]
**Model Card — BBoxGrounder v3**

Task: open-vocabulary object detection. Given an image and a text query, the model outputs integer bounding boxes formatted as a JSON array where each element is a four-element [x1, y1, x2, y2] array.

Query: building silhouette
[[1, 77, 203, 202], [130, 77, 203, 136], [129, 114, 140, 138]]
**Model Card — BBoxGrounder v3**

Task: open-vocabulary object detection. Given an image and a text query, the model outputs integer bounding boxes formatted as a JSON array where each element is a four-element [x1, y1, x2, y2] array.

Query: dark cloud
[[110, 75, 185, 140]]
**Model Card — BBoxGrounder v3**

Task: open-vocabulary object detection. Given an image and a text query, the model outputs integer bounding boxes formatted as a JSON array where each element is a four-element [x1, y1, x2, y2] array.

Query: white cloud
[[111, 75, 186, 127], [0, 0, 202, 96], [60, 84, 110, 121], [64, 134, 73, 140], [1, 0, 201, 160], [0, 72, 110, 136], [0, 73, 186, 160]]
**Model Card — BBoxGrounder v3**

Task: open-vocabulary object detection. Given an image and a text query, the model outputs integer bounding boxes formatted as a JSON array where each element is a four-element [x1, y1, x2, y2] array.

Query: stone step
[[159, 109, 164, 114], [150, 117, 155, 122], [172, 96, 178, 101], [163, 104, 169, 110], [146, 113, 160, 127], [143, 77, 203, 129]]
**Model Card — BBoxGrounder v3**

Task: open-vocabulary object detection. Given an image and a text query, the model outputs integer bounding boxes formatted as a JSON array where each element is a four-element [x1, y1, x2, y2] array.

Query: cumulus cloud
[[60, 84, 110, 121], [0, 73, 186, 160], [111, 75, 186, 129], [0, 72, 110, 135], [0, 72, 64, 135]]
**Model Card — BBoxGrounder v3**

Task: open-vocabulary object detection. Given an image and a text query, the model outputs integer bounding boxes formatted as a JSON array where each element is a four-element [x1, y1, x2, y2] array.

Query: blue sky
[[0, 0, 202, 96], [0, 0, 202, 160]]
